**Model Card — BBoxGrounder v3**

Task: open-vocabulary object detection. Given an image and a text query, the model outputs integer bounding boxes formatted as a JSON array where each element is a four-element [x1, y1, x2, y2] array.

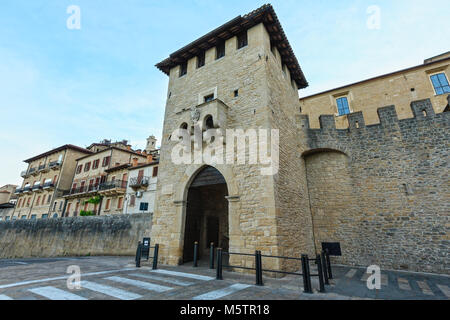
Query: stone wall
[[0, 213, 152, 259], [300, 98, 449, 274]]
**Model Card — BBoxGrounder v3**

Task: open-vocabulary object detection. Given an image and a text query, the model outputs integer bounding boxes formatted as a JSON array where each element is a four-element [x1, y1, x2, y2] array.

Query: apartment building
[[62, 141, 148, 217], [12, 145, 92, 220], [124, 154, 159, 215], [0, 184, 17, 221]]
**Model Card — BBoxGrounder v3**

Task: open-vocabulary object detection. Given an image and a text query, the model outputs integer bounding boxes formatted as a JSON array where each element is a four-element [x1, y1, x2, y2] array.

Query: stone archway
[[182, 166, 229, 263]]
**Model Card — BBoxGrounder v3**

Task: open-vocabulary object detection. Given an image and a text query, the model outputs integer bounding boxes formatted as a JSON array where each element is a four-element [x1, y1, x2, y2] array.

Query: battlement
[[300, 97, 450, 156]]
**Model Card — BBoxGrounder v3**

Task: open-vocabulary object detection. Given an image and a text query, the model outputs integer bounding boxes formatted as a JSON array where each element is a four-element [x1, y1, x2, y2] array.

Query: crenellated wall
[[299, 98, 449, 274]]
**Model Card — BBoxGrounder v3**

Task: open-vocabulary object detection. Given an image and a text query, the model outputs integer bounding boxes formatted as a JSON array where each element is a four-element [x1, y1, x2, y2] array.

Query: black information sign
[[321, 242, 342, 256], [142, 238, 151, 260]]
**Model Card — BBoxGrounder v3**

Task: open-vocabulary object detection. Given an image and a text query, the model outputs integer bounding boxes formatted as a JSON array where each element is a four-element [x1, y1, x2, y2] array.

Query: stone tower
[[145, 135, 157, 153], [152, 5, 316, 269]]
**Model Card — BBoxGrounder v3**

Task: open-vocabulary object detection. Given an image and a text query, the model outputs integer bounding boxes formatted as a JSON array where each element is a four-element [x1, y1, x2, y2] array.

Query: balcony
[[42, 180, 55, 190], [63, 184, 99, 199], [23, 185, 32, 194], [14, 187, 23, 195], [38, 164, 50, 173], [49, 161, 62, 170], [32, 183, 43, 193], [98, 180, 127, 196], [28, 168, 38, 176], [129, 176, 150, 189], [20, 171, 28, 178]]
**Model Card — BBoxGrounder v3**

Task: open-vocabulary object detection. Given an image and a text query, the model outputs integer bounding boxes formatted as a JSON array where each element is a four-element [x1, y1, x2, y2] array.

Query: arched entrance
[[183, 166, 229, 263]]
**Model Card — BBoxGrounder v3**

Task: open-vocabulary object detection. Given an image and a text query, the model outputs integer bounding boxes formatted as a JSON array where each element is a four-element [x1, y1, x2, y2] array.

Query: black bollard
[[210, 243, 215, 269], [216, 248, 223, 280], [301, 255, 312, 294], [152, 244, 159, 270], [316, 254, 325, 293], [135, 242, 142, 268], [193, 242, 199, 268], [255, 251, 263, 286], [321, 251, 329, 285], [325, 249, 333, 279]]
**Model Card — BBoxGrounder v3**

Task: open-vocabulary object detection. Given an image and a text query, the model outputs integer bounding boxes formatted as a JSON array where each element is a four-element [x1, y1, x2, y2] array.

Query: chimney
[[147, 154, 153, 164], [132, 157, 139, 167]]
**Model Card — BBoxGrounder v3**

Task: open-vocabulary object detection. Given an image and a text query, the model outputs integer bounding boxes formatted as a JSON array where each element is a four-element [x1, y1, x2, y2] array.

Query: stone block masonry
[[0, 213, 152, 259], [300, 98, 449, 274]]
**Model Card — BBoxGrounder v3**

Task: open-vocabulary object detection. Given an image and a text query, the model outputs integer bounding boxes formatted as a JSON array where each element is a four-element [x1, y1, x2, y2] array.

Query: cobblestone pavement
[[0, 257, 448, 300]]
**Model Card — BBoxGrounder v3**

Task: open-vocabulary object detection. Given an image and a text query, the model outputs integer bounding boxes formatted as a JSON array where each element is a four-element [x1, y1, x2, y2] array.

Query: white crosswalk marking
[[0, 294, 13, 300], [29, 286, 87, 300], [417, 281, 434, 296], [80, 281, 142, 300], [345, 269, 357, 278], [130, 273, 194, 287], [151, 269, 214, 281], [105, 276, 172, 293], [193, 284, 252, 300], [398, 278, 411, 291], [436, 284, 450, 298]]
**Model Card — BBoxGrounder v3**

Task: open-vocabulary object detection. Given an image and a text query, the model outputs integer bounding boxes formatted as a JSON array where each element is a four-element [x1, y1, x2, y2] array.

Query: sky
[[0, 0, 449, 186]]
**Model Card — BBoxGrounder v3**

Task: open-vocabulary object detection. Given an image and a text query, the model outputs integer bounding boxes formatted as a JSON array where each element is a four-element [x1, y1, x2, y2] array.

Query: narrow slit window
[[197, 51, 205, 68], [216, 41, 225, 59], [179, 62, 187, 77], [237, 31, 248, 49]]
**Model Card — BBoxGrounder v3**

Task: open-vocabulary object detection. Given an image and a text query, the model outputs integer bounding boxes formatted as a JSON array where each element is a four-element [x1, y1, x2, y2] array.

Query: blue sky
[[0, 0, 449, 186]]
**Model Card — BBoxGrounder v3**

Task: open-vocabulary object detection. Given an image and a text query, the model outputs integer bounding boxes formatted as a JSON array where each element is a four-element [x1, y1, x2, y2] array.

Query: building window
[[336, 97, 351, 116], [204, 94, 214, 103], [130, 195, 136, 207], [118, 197, 123, 209], [140, 202, 149, 211], [36, 196, 41, 206], [102, 156, 111, 167], [53, 213, 58, 218], [21, 215, 27, 220], [152, 166, 159, 177], [47, 195, 51, 204], [234, 89, 239, 97], [430, 73, 450, 95], [84, 162, 91, 172], [105, 199, 111, 210], [197, 51, 205, 68], [237, 31, 248, 49], [216, 41, 225, 59], [92, 159, 100, 169], [42, 214, 48, 219], [179, 61, 187, 77], [76, 165, 83, 174]]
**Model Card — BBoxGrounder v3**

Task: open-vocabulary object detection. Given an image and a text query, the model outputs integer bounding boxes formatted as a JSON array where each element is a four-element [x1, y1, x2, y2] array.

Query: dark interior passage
[[183, 167, 229, 263]]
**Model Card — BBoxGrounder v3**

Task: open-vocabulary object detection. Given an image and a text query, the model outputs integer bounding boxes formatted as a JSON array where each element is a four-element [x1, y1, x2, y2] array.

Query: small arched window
[[180, 122, 188, 130], [205, 115, 214, 130]]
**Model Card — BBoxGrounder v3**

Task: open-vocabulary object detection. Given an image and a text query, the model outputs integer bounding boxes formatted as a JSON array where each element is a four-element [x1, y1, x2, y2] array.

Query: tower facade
[[152, 5, 316, 268]]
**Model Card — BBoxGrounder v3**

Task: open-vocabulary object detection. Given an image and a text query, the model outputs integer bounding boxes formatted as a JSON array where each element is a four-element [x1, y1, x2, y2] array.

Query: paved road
[[0, 257, 448, 300]]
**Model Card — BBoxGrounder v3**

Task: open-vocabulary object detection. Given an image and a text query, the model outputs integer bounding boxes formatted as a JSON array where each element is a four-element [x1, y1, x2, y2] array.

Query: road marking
[[151, 269, 214, 281], [105, 276, 172, 293], [0, 294, 13, 300], [417, 281, 434, 296], [436, 284, 450, 298], [80, 281, 141, 300], [193, 284, 252, 300], [0, 268, 135, 290], [398, 278, 411, 291], [345, 269, 357, 278], [29, 286, 87, 300], [130, 273, 194, 287], [13, 262, 28, 265]]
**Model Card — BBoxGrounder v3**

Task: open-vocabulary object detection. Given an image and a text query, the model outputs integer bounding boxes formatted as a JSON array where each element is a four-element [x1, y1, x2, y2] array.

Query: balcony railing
[[38, 164, 46, 171], [32, 184, 43, 192], [99, 180, 128, 191], [49, 161, 62, 170], [20, 171, 28, 178], [23, 186, 32, 194], [14, 188, 23, 195], [129, 176, 150, 188], [42, 181, 55, 190], [28, 168, 37, 175]]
